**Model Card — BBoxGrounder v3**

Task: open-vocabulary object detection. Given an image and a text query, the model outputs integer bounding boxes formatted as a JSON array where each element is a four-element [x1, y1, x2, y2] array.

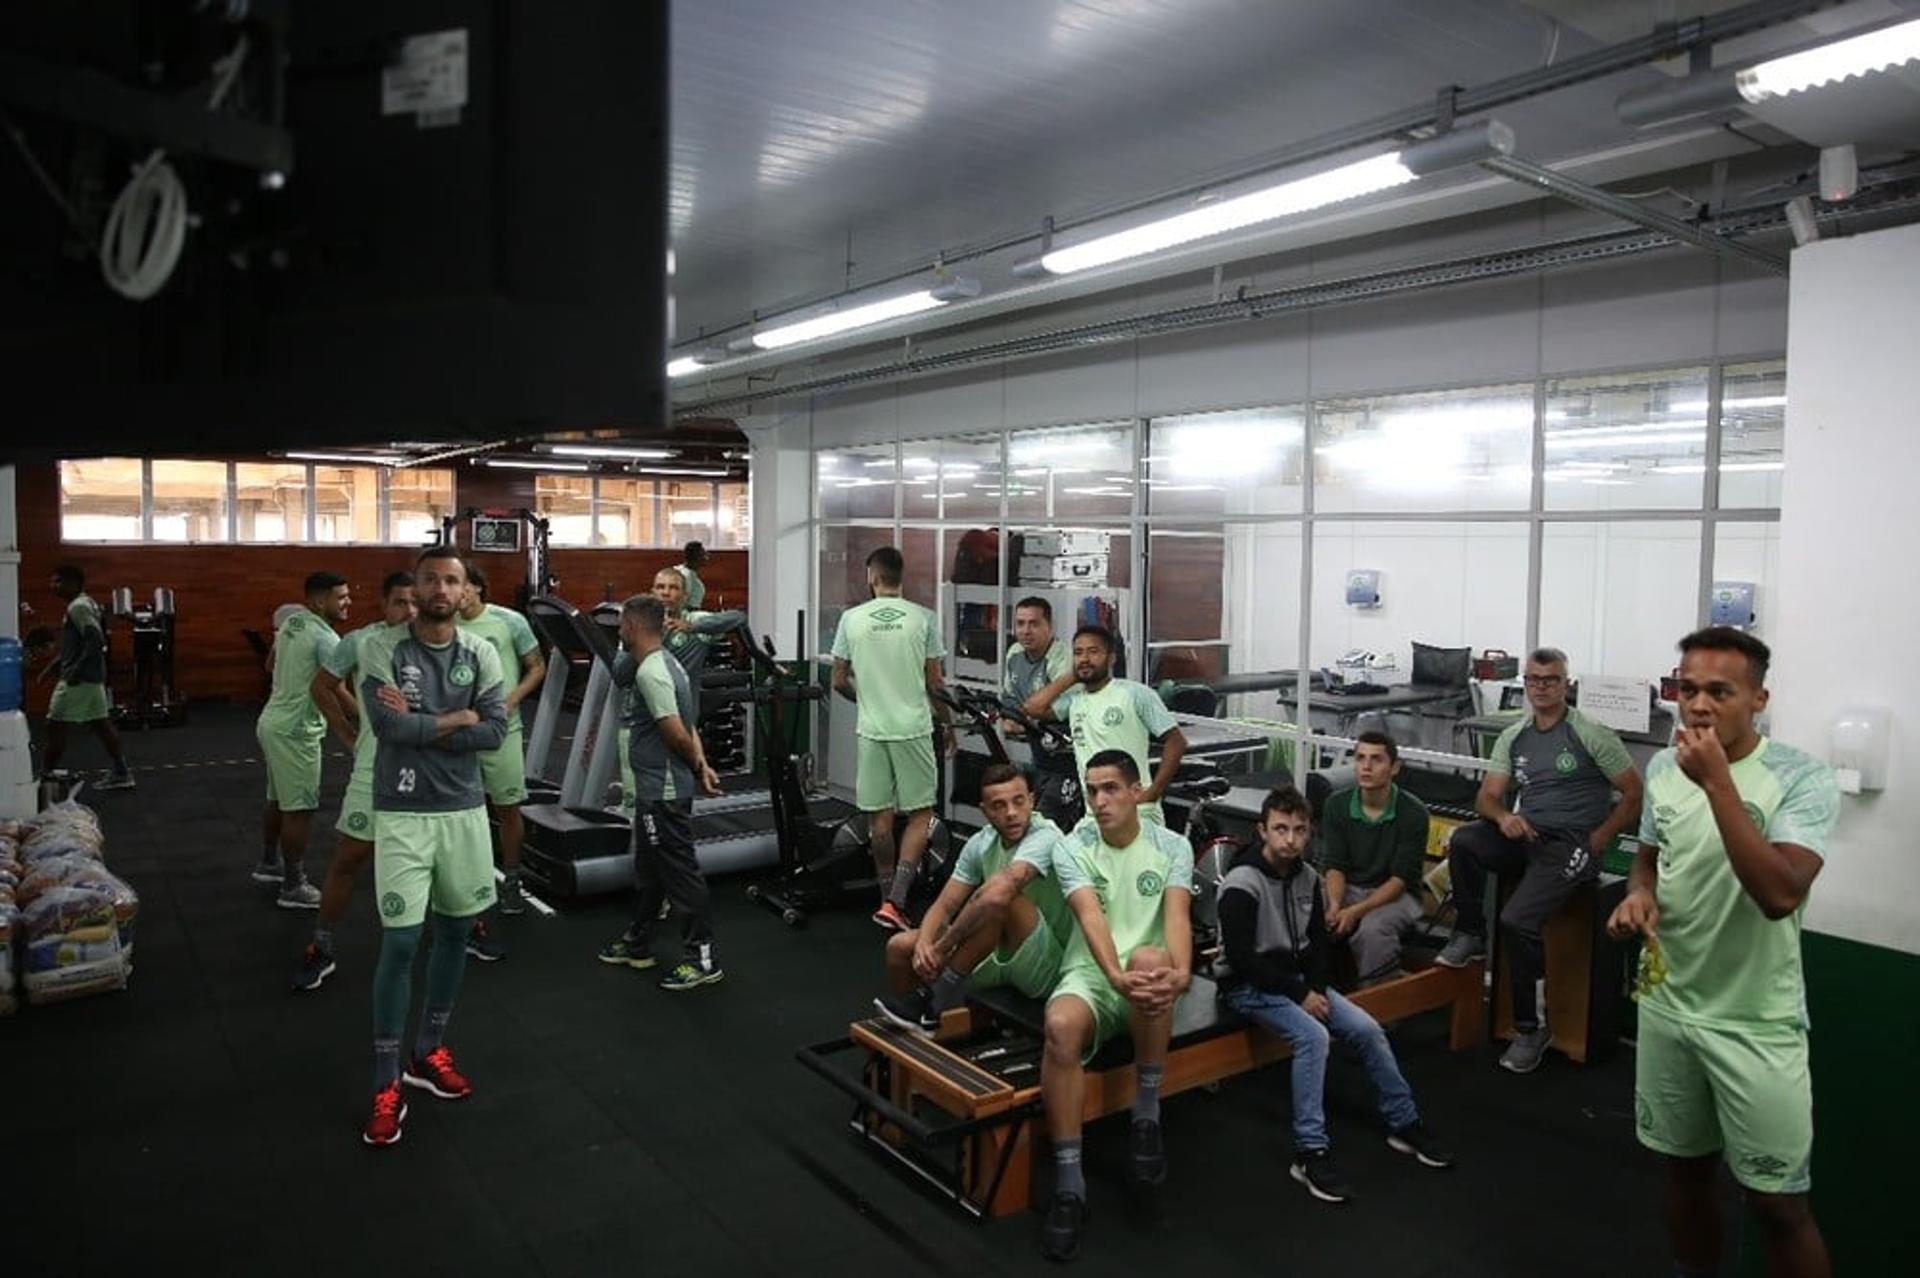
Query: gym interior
[[1, 3, 1915, 1275]]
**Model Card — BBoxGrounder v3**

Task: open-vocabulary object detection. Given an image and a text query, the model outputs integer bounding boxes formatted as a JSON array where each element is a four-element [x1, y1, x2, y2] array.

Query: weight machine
[[436, 507, 554, 607], [108, 586, 186, 728]]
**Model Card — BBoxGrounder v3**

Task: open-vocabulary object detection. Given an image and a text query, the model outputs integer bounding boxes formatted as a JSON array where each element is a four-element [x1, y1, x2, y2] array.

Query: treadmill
[[519, 596, 786, 898]]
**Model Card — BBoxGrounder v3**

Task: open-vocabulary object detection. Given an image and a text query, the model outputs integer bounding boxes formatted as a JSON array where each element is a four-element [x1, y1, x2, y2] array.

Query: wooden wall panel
[[12, 462, 747, 707]]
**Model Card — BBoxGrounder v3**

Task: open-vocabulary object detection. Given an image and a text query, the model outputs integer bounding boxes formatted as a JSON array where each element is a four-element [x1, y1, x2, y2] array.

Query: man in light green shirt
[[1607, 628, 1837, 1278], [1003, 596, 1078, 826], [254, 571, 350, 909], [654, 566, 746, 722], [1038, 749, 1194, 1262], [674, 540, 708, 610], [457, 564, 548, 919], [1025, 624, 1187, 827], [829, 545, 954, 932]]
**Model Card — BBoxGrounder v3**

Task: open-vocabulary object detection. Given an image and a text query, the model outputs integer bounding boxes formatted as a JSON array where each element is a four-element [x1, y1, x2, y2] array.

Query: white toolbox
[[1019, 554, 1109, 584], [1021, 530, 1111, 557]]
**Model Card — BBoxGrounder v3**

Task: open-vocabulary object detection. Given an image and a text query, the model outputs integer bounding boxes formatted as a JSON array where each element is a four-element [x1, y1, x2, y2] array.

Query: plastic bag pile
[[0, 802, 138, 1012]]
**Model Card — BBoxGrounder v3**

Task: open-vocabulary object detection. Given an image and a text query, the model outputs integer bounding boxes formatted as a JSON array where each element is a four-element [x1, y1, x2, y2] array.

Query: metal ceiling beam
[[677, 0, 1838, 348], [1482, 154, 1789, 274]]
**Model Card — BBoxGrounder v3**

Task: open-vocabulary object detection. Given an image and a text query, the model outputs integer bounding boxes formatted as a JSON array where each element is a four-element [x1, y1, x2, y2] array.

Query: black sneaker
[[660, 957, 724, 991], [1387, 1121, 1455, 1169], [465, 919, 506, 963], [292, 941, 337, 992], [873, 988, 939, 1035], [1290, 1148, 1353, 1204], [1040, 1192, 1088, 1263], [1128, 1118, 1167, 1188], [497, 877, 527, 916]]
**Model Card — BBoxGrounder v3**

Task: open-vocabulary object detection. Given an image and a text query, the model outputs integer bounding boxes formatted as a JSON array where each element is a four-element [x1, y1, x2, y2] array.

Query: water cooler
[[0, 636, 35, 819]]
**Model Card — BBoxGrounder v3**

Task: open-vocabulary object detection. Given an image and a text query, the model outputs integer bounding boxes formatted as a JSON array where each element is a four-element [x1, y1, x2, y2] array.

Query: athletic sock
[[1053, 1139, 1086, 1200], [414, 1008, 453, 1060], [1133, 1062, 1164, 1124], [312, 925, 334, 953], [416, 913, 473, 1055], [929, 966, 967, 1012], [886, 861, 918, 910], [372, 1038, 402, 1091]]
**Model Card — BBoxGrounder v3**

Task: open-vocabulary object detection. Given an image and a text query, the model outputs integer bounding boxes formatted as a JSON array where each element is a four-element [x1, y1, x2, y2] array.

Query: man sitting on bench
[[1219, 786, 1453, 1206], [1321, 731, 1430, 986], [874, 763, 1071, 1034], [1039, 750, 1194, 1263]]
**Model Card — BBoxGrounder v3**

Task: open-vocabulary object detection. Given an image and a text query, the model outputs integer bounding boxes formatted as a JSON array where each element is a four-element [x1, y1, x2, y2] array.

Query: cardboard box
[[1018, 554, 1108, 584]]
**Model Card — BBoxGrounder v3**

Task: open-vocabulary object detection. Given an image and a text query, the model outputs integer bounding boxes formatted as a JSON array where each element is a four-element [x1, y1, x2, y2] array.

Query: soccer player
[[457, 563, 548, 920], [356, 548, 508, 1149], [40, 564, 134, 789], [254, 571, 350, 908]]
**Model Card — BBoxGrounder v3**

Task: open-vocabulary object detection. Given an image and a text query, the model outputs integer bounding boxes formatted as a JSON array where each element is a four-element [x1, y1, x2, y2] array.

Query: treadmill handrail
[[528, 594, 620, 667]]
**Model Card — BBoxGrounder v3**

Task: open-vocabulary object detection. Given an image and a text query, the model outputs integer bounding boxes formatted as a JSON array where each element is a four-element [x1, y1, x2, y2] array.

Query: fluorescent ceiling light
[[666, 357, 704, 378], [632, 467, 729, 477], [1652, 461, 1785, 475], [483, 459, 589, 472], [284, 451, 402, 465], [1738, 17, 1920, 101], [1546, 430, 1706, 449], [1025, 121, 1512, 276], [547, 444, 676, 460], [750, 279, 978, 351]]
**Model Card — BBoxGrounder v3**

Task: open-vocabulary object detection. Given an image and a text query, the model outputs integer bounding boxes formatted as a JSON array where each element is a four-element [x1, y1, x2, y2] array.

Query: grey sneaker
[[1500, 1025, 1552, 1074], [96, 769, 136, 791], [497, 877, 527, 917], [1434, 931, 1485, 968], [250, 858, 284, 885], [276, 878, 322, 910]]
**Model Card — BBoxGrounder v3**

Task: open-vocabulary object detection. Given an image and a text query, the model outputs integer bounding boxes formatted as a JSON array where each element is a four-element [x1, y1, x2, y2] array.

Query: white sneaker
[[250, 860, 284, 885], [277, 879, 322, 910]]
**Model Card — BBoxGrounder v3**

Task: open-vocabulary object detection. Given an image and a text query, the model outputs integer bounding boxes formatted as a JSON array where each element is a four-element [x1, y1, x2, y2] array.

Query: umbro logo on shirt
[[870, 606, 906, 627]]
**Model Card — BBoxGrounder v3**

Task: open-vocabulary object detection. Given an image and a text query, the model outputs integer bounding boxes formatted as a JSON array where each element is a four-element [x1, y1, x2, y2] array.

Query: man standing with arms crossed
[[1608, 628, 1837, 1278], [254, 571, 351, 909], [39, 564, 134, 790], [598, 595, 724, 990], [292, 570, 414, 991], [357, 548, 508, 1148], [830, 546, 953, 932], [456, 564, 548, 920], [1025, 625, 1187, 828], [1002, 596, 1079, 827], [654, 565, 746, 719]]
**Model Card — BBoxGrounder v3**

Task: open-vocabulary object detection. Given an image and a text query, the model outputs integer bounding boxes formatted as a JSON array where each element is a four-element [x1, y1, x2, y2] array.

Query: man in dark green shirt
[[1319, 731, 1429, 985]]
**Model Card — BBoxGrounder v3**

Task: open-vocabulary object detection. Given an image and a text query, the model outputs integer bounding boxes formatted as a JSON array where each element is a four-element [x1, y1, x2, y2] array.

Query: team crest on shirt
[[1136, 869, 1165, 896], [1102, 707, 1125, 727], [285, 615, 305, 634], [348, 812, 369, 833], [380, 891, 406, 918], [1555, 750, 1578, 774], [1742, 801, 1767, 833], [450, 661, 475, 687]]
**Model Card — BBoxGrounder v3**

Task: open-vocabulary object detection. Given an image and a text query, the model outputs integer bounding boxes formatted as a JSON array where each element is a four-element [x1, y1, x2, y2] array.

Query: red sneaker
[[362, 1081, 408, 1147], [871, 901, 911, 932], [402, 1045, 473, 1100]]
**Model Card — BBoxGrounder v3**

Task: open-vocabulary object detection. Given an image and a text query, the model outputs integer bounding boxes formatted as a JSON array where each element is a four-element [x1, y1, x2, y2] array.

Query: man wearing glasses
[[1435, 647, 1643, 1073]]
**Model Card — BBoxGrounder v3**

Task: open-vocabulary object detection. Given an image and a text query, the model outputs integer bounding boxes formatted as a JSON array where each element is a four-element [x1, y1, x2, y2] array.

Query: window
[[595, 478, 659, 547], [59, 459, 144, 541], [1147, 406, 1305, 518], [1718, 360, 1786, 508], [1545, 366, 1710, 511], [1008, 423, 1134, 521], [311, 466, 382, 543], [661, 481, 715, 547], [715, 481, 751, 549], [1539, 521, 1702, 680], [387, 468, 455, 546], [234, 463, 308, 542], [149, 460, 229, 542], [1311, 520, 1527, 675], [819, 446, 897, 520], [1315, 384, 1533, 514], [817, 524, 897, 652], [1145, 522, 1304, 694], [535, 475, 595, 547], [922, 435, 1001, 522]]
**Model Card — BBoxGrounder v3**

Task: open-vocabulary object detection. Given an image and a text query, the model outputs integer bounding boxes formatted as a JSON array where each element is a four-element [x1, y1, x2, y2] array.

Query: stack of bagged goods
[[11, 802, 138, 1006], [1016, 530, 1110, 588], [0, 822, 21, 1014]]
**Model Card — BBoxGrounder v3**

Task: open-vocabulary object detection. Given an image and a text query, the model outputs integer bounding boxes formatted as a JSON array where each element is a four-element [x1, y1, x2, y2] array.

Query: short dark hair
[[622, 593, 667, 633], [1072, 624, 1114, 654], [1354, 729, 1399, 764], [416, 545, 465, 573], [1014, 596, 1053, 623], [304, 571, 347, 597], [1527, 647, 1568, 668], [465, 562, 488, 595], [1084, 748, 1139, 785], [1259, 787, 1311, 825], [866, 546, 904, 587], [24, 625, 55, 650], [1679, 626, 1771, 687], [381, 571, 414, 598], [978, 763, 1032, 795], [685, 540, 705, 558], [53, 563, 84, 589]]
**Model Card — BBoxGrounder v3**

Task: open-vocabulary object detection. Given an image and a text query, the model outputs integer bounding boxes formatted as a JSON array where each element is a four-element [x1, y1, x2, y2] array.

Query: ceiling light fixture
[[739, 277, 981, 352], [545, 444, 677, 460], [628, 465, 730, 478], [1015, 121, 1513, 277], [1618, 15, 1920, 126], [667, 347, 733, 378], [482, 459, 590, 472], [284, 451, 404, 465]]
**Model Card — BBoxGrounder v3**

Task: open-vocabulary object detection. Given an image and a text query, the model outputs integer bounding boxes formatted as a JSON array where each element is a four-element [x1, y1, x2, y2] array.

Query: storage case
[[1018, 554, 1109, 585], [1020, 530, 1111, 557]]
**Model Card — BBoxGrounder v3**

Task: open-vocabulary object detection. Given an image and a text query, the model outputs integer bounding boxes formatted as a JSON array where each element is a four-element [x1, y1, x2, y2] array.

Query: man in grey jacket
[[1218, 787, 1452, 1204]]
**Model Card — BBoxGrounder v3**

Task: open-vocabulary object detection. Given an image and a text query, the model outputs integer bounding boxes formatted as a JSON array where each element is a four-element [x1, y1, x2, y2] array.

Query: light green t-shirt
[[1638, 738, 1838, 1029], [260, 607, 339, 740], [829, 596, 947, 740], [950, 814, 1073, 945], [1053, 819, 1195, 967], [675, 564, 706, 610], [1055, 678, 1179, 822], [325, 622, 405, 774], [456, 603, 540, 730], [1004, 637, 1070, 701]]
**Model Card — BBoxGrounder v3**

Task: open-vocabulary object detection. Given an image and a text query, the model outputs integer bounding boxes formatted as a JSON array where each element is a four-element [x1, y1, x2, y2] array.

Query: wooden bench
[[1489, 874, 1629, 1064], [800, 959, 1484, 1220]]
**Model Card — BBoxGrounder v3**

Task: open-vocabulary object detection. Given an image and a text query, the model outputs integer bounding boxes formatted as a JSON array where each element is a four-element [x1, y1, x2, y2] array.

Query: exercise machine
[[108, 586, 186, 728], [436, 506, 555, 608], [743, 635, 947, 927]]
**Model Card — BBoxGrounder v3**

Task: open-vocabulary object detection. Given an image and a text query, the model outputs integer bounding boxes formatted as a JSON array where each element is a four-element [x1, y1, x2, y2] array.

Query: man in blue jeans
[[1217, 787, 1455, 1203]]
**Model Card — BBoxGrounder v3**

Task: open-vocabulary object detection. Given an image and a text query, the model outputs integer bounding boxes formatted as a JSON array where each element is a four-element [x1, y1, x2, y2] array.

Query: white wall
[[1770, 223, 1920, 954]]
